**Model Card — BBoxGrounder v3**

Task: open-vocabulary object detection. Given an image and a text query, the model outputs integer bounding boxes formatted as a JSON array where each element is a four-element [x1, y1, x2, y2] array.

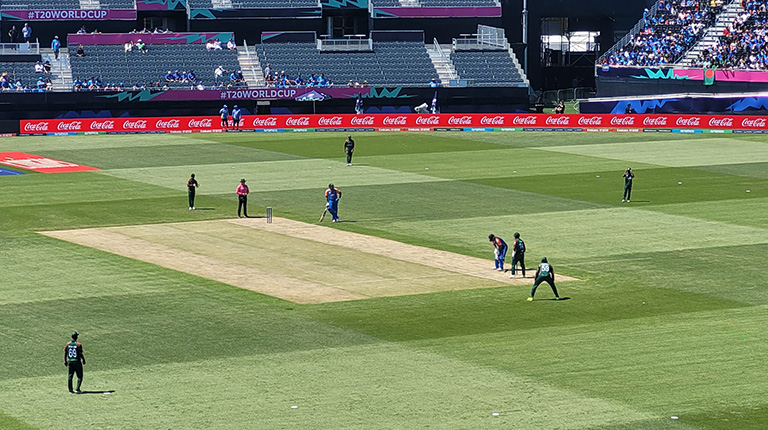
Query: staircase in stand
[[680, 0, 743, 66], [237, 45, 263, 88], [40, 47, 72, 91], [426, 43, 457, 86]]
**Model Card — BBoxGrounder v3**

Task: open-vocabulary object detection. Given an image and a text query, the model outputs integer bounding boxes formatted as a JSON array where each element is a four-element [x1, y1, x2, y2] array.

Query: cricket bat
[[319, 208, 327, 222]]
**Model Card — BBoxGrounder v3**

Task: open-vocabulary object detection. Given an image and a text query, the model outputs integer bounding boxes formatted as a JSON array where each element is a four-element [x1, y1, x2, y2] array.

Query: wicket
[[266, 207, 272, 223]]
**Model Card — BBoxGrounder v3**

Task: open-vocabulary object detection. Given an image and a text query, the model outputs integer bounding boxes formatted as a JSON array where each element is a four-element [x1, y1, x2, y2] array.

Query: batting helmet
[[514, 232, 520, 238], [329, 183, 334, 188], [488, 234, 495, 241]]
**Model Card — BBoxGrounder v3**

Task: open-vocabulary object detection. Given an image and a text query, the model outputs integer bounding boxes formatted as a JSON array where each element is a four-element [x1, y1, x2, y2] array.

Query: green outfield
[[1, 131, 767, 429]]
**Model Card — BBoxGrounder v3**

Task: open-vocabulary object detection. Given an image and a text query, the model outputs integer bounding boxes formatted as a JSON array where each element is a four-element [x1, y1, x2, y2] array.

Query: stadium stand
[[231, 0, 317, 7], [419, 0, 498, 5], [691, 0, 768, 69], [451, 50, 524, 86], [0, 60, 48, 91], [69, 42, 241, 90], [100, 0, 136, 8], [602, 0, 724, 67], [0, 0, 79, 8], [255, 41, 439, 87]]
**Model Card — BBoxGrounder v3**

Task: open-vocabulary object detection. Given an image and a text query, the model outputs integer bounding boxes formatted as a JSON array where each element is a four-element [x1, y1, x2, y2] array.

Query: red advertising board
[[0, 152, 99, 173], [18, 114, 768, 134]]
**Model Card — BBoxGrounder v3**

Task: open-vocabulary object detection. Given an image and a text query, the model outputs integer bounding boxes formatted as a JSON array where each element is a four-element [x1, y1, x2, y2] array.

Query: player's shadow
[[77, 390, 116, 395], [630, 200, 650, 203], [193, 207, 216, 211], [336, 220, 357, 223], [539, 297, 571, 301]]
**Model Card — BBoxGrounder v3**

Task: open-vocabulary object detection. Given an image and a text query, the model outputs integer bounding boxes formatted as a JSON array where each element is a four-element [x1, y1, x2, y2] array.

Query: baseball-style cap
[[71, 331, 79, 339]]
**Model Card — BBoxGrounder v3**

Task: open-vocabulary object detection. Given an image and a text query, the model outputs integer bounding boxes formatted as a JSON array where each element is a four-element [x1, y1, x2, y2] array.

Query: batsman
[[324, 183, 342, 222]]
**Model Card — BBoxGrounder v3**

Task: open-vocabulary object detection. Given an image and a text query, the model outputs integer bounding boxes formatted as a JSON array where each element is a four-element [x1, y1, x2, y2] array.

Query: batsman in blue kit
[[325, 183, 342, 222], [488, 234, 507, 271]]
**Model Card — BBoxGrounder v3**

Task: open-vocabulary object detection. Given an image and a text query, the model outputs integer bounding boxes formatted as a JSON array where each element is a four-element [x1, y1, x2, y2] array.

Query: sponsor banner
[[1, 9, 136, 21], [372, 6, 501, 18], [0, 152, 99, 173], [0, 168, 24, 175], [20, 114, 768, 135], [67, 32, 233, 46], [597, 66, 768, 83], [136, 0, 187, 10]]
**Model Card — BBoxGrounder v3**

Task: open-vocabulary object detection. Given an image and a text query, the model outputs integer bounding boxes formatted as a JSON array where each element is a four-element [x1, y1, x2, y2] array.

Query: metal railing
[[0, 43, 40, 55], [242, 40, 260, 87], [317, 36, 372, 52], [452, 25, 510, 51], [596, 0, 661, 65], [432, 37, 456, 80]]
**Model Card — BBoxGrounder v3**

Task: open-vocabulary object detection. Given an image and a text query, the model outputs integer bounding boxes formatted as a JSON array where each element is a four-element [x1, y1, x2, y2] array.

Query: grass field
[[1, 130, 768, 429]]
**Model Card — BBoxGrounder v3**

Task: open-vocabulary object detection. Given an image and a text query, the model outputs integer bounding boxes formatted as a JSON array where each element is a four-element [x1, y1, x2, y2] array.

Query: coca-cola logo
[[512, 116, 537, 125], [317, 116, 343, 126], [676, 117, 701, 126], [643, 116, 668, 126], [480, 115, 505, 125], [24, 122, 49, 132], [350, 116, 375, 126], [155, 119, 180, 129], [382, 116, 407, 126], [415, 116, 440, 125], [545, 116, 570, 126], [57, 121, 82, 131], [285, 117, 310, 126], [708, 117, 733, 127], [741, 117, 767, 128], [188, 118, 212, 128], [577, 116, 603, 126], [122, 119, 147, 129], [252, 117, 278, 127], [610, 116, 636, 126], [89, 120, 115, 130], [448, 116, 472, 125]]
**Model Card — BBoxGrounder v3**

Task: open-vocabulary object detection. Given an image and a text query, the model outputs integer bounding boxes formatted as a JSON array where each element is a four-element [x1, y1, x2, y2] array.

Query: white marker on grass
[[670, 415, 678, 420], [678, 181, 682, 185], [491, 412, 500, 416], [291, 405, 298, 409]]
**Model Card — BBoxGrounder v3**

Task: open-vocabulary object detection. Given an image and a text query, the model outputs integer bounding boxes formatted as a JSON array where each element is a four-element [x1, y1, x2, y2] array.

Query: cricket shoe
[[509, 274, 515, 278], [621, 199, 625, 203], [527, 297, 533, 301]]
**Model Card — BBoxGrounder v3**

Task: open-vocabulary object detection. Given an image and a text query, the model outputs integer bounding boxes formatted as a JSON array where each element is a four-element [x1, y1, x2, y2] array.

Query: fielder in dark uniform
[[344, 135, 355, 166], [509, 232, 526, 278], [622, 167, 634, 203], [187, 173, 199, 210], [528, 257, 560, 301], [65, 331, 86, 394]]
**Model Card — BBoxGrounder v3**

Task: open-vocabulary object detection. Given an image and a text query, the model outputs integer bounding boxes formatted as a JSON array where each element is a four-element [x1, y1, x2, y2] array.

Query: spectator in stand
[[34, 61, 44, 73], [8, 25, 17, 43], [188, 70, 196, 83], [51, 36, 60, 60], [227, 38, 236, 50], [0, 73, 9, 90], [22, 23, 32, 46], [43, 60, 51, 73], [76, 44, 85, 57], [91, 29, 101, 34], [73, 77, 82, 91], [215, 65, 226, 83], [136, 39, 147, 53], [554, 100, 565, 114], [129, 29, 138, 34], [124, 40, 134, 52], [429, 78, 439, 88], [625, 104, 637, 114], [77, 26, 87, 34], [263, 63, 272, 78]]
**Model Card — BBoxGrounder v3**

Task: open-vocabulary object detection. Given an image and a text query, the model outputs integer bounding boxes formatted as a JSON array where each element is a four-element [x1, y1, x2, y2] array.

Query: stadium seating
[[692, 0, 768, 69], [231, 0, 317, 7], [0, 0, 79, 9], [100, 0, 136, 8], [256, 41, 439, 86], [603, 0, 723, 67], [69, 43, 241, 89], [450, 50, 523, 86], [371, 0, 497, 5]]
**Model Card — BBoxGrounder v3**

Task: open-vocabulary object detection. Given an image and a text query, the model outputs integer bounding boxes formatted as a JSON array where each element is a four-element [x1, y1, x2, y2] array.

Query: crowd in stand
[[692, 0, 768, 69], [262, 63, 334, 88], [603, 0, 722, 67]]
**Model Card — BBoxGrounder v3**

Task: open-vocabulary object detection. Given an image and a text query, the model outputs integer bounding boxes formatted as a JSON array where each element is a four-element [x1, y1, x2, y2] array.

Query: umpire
[[509, 232, 526, 278], [65, 331, 86, 394]]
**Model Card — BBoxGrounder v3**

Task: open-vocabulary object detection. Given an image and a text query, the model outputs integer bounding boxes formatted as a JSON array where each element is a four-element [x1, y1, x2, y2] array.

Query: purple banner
[[67, 32, 234, 46], [136, 0, 187, 11], [372, 6, 500, 18], [148, 87, 369, 102], [1, 9, 136, 21]]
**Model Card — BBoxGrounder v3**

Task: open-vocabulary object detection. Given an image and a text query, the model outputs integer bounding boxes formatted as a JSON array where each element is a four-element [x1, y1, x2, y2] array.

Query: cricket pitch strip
[[40, 217, 578, 304]]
